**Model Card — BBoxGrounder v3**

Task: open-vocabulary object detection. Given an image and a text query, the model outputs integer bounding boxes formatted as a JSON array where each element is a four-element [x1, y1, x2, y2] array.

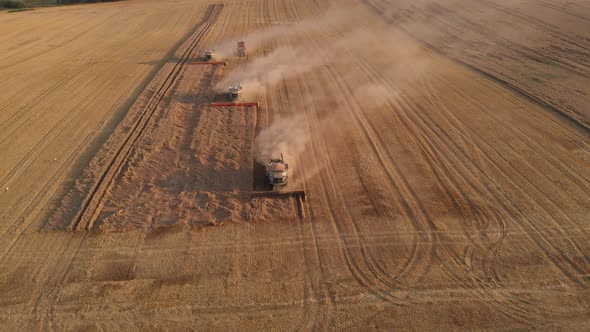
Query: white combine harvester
[[203, 49, 216, 61], [252, 153, 305, 201], [228, 84, 243, 101], [190, 49, 226, 65], [266, 153, 289, 188]]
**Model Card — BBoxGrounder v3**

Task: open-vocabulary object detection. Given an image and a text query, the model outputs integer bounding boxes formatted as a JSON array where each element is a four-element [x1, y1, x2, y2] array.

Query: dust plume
[[215, 39, 334, 95], [254, 114, 308, 167], [238, 1, 437, 188], [253, 79, 398, 188], [211, 3, 359, 58]]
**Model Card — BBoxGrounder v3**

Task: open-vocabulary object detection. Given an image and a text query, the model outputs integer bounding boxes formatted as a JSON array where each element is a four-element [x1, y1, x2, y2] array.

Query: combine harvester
[[190, 49, 227, 65], [228, 83, 243, 101], [211, 83, 260, 109], [237, 41, 246, 57], [252, 153, 306, 200], [203, 49, 215, 61]]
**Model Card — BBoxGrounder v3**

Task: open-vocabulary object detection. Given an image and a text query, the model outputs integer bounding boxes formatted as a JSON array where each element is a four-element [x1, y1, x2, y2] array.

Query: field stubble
[[0, 0, 589, 330]]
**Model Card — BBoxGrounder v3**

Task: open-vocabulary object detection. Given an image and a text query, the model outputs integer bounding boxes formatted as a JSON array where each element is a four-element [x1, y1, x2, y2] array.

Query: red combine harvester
[[237, 41, 246, 57]]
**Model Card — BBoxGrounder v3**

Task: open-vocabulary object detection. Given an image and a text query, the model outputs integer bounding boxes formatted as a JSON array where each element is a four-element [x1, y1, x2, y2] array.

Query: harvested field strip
[[59, 3, 224, 231]]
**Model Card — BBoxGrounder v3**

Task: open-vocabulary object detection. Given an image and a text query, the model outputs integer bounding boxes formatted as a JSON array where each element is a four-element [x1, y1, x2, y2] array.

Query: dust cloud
[[211, 4, 358, 58], [254, 114, 307, 167], [215, 2, 434, 185]]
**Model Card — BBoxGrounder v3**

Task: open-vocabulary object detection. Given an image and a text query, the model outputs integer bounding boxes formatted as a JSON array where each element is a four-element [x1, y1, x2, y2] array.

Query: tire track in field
[[290, 1, 588, 325], [420, 74, 590, 281], [360, 55, 588, 325], [539, 1, 590, 24], [304, 12, 437, 291], [415, 77, 590, 321], [346, 43, 586, 323], [297, 74, 409, 307], [374, 80, 548, 325], [257, 79, 319, 330], [435, 75, 590, 233], [435, 72, 590, 195], [86, 0, 236, 284], [474, 72, 589, 150], [415, 76, 587, 323], [327, 63, 438, 286], [313, 8, 586, 324], [477, 0, 590, 56], [361, 0, 590, 286], [271, 13, 340, 330], [290, 0, 437, 308], [254, 28, 326, 326], [258, 2, 335, 321], [341, 62, 562, 326], [289, 0, 432, 307], [293, 197, 321, 331], [360, 0, 590, 133], [59, 3, 224, 231], [429, 68, 590, 219]]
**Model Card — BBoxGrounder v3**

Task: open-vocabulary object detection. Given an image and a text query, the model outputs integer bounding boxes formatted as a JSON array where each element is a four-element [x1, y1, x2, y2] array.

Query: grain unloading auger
[[251, 153, 306, 200]]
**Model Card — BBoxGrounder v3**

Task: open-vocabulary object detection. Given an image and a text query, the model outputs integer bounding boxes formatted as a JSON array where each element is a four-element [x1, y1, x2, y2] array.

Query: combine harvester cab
[[267, 154, 288, 189], [228, 84, 243, 101], [237, 41, 246, 57], [203, 49, 215, 61]]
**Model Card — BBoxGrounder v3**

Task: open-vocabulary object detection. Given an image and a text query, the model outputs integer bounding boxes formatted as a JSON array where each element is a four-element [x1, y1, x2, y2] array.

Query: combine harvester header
[[211, 102, 260, 109]]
